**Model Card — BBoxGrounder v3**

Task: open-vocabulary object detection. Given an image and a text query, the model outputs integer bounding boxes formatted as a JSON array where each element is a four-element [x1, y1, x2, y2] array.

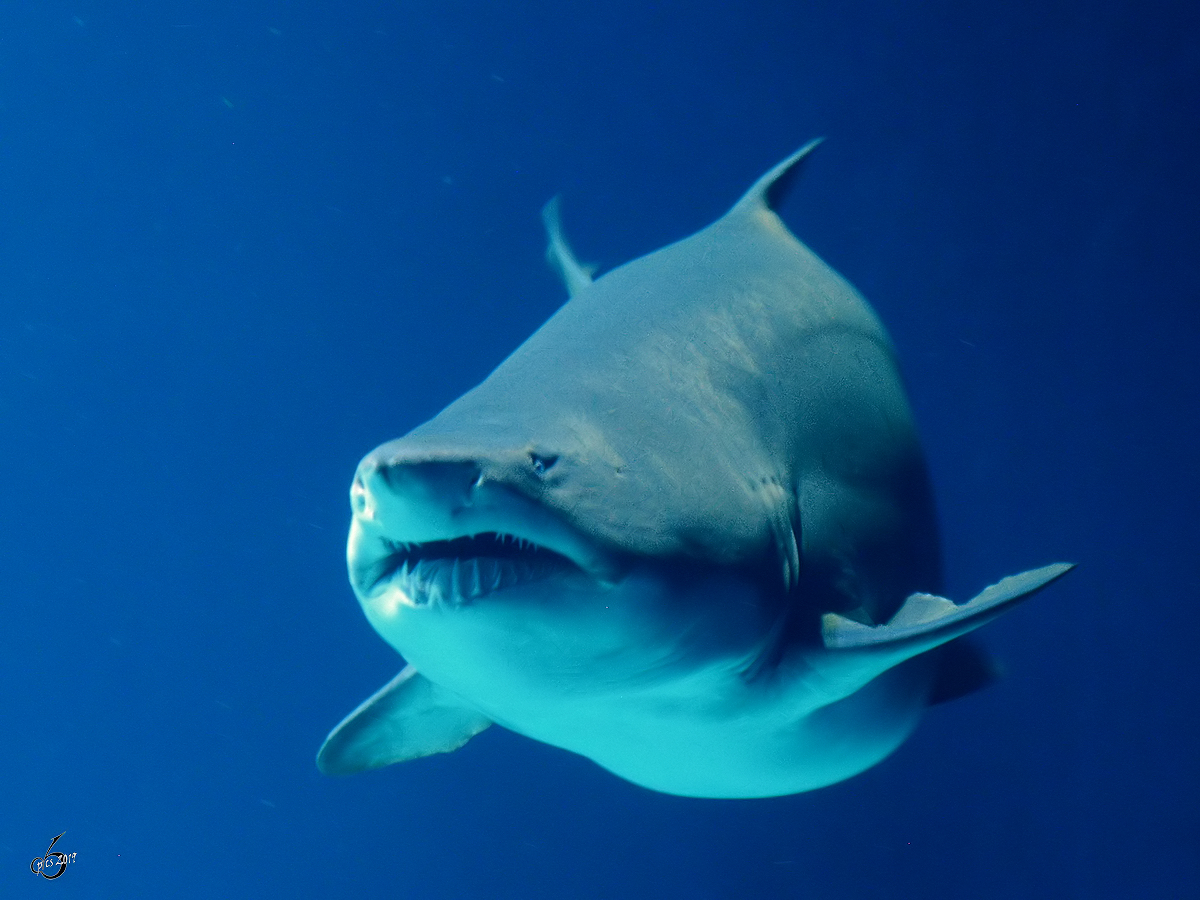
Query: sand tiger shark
[[317, 141, 1071, 798]]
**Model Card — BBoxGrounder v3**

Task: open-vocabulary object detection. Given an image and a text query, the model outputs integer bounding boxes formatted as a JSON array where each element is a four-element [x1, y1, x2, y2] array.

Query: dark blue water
[[3, 1, 1197, 897]]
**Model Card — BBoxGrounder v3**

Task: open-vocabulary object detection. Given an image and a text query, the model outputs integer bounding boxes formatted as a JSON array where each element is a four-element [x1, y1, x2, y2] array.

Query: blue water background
[[2, 1, 1197, 897]]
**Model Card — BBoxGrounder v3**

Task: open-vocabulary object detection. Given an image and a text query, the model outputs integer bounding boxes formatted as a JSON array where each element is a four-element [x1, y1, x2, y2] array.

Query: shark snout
[[351, 456, 482, 541], [347, 447, 623, 601]]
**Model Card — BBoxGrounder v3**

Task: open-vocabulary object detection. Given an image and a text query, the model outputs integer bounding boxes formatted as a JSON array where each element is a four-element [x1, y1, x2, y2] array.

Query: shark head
[[346, 422, 790, 731]]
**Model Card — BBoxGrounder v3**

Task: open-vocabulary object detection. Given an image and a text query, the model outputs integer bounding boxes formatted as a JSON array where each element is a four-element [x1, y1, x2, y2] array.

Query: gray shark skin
[[318, 142, 1072, 798]]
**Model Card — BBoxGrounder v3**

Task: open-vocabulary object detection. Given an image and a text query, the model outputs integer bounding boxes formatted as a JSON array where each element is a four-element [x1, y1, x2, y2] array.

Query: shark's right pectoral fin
[[317, 665, 492, 775]]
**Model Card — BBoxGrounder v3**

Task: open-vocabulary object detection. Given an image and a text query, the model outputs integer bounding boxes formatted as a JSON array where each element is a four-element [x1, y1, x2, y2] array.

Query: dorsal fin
[[541, 195, 596, 298], [728, 138, 824, 219]]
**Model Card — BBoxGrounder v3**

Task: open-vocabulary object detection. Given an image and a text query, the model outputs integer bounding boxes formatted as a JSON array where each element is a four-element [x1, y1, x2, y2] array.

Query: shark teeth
[[388, 551, 570, 607], [373, 531, 579, 606]]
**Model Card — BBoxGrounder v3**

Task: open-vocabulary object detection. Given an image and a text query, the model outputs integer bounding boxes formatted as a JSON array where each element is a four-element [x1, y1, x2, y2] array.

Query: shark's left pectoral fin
[[317, 665, 492, 775], [821, 563, 1074, 683]]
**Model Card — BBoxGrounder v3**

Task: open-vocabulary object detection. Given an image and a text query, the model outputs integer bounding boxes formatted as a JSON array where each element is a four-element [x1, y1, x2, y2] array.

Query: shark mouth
[[374, 532, 582, 607]]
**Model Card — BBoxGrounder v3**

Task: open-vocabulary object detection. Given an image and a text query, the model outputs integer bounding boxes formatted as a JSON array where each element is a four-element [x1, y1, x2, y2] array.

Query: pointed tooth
[[473, 559, 488, 595], [480, 559, 498, 593], [470, 559, 482, 598], [458, 559, 471, 600]]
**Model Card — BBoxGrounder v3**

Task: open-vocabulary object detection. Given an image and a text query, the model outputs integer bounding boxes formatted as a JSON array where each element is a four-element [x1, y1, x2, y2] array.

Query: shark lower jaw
[[367, 532, 585, 609]]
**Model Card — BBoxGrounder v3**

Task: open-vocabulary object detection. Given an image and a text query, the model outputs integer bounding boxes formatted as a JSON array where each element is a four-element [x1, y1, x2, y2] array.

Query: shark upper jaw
[[347, 454, 624, 610]]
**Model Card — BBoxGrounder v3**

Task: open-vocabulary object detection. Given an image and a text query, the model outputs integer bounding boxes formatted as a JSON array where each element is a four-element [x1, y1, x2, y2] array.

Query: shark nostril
[[529, 453, 558, 476], [351, 482, 368, 516]]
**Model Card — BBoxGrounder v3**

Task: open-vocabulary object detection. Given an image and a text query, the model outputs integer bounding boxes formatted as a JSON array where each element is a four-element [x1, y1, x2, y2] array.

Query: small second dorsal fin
[[541, 195, 596, 298]]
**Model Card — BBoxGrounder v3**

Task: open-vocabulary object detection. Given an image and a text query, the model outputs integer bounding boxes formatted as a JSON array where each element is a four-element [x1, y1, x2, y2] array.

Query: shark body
[[318, 142, 1070, 798]]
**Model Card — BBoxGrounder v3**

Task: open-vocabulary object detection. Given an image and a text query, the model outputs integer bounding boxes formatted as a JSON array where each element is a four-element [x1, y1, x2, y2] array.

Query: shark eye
[[529, 453, 558, 476]]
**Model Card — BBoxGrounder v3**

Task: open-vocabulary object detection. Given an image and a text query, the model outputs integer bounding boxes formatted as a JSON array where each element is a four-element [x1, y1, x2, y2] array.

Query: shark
[[317, 141, 1071, 798]]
